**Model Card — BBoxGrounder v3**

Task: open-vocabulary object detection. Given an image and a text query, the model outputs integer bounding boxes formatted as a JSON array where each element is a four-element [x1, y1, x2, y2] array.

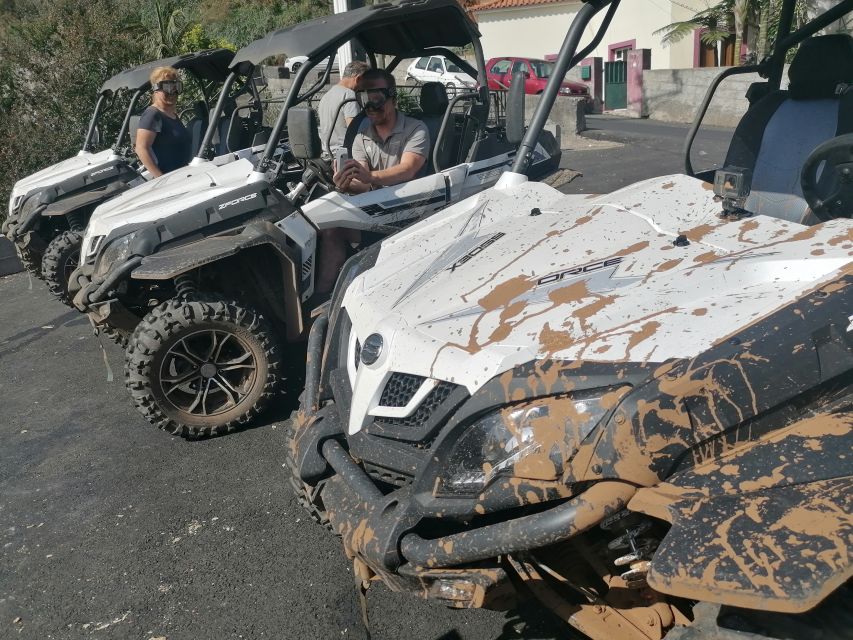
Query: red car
[[486, 56, 591, 101]]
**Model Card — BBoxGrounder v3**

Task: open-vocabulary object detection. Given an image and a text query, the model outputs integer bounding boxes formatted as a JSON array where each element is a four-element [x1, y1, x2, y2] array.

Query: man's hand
[[333, 159, 372, 193]]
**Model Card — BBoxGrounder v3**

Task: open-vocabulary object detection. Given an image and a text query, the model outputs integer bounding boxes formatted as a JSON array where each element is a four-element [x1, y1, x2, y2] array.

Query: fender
[[41, 180, 132, 218], [131, 220, 305, 341], [629, 403, 853, 614]]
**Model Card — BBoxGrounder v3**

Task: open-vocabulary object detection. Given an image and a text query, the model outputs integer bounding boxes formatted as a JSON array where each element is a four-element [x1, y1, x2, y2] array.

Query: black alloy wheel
[[125, 297, 281, 438]]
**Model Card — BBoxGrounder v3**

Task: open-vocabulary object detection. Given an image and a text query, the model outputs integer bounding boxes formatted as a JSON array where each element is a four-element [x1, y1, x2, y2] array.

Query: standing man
[[332, 68, 429, 194], [318, 60, 371, 154]]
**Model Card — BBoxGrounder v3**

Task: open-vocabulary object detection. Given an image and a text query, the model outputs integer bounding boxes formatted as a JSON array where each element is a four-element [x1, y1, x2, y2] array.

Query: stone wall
[[524, 95, 586, 142], [640, 66, 789, 127]]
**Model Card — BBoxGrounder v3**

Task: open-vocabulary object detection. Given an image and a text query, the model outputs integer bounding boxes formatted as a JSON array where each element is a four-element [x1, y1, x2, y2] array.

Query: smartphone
[[335, 149, 350, 173]]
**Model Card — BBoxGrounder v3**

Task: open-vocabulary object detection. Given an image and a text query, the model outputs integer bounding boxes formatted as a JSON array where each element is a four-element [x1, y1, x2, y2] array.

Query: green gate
[[604, 60, 627, 110]]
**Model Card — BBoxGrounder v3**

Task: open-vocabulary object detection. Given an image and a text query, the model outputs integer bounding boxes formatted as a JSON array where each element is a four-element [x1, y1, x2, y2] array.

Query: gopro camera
[[713, 166, 752, 218]]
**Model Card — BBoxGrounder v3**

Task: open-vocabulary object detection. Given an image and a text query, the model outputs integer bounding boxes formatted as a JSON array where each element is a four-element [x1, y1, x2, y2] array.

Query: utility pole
[[333, 0, 365, 71]]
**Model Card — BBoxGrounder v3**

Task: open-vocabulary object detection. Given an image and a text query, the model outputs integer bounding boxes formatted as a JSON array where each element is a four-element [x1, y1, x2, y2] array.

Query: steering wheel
[[801, 133, 853, 221]]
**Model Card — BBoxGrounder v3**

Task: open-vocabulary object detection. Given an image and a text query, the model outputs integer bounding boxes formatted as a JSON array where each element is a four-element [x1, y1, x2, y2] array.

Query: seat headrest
[[420, 82, 448, 116], [789, 34, 853, 99]]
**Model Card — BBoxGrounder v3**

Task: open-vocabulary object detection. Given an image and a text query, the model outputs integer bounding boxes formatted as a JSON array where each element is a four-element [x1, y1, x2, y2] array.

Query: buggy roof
[[230, 0, 479, 72], [100, 49, 234, 94]]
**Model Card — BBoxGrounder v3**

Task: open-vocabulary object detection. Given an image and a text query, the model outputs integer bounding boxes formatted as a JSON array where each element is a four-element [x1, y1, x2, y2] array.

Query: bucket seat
[[419, 82, 449, 171], [724, 34, 853, 223]]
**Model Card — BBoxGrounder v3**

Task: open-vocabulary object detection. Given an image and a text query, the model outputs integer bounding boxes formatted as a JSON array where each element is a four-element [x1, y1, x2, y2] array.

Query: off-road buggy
[[71, 0, 562, 438], [2, 49, 235, 304], [289, 0, 853, 638]]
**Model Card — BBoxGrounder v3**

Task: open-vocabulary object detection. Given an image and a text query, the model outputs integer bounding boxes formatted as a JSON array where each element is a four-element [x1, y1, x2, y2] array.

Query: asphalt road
[[0, 115, 717, 640], [560, 114, 734, 194]]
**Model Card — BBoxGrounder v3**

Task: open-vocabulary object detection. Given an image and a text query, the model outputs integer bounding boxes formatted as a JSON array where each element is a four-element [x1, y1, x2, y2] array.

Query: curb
[[0, 237, 23, 277]]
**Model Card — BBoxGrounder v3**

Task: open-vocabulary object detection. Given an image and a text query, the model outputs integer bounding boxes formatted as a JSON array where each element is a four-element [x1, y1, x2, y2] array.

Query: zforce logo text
[[218, 193, 258, 211], [447, 232, 505, 272], [536, 256, 623, 286], [89, 167, 114, 177]]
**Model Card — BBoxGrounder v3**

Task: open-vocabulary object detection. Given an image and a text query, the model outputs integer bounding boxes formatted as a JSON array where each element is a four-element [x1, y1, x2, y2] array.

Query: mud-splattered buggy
[[289, 0, 853, 638], [3, 49, 235, 304]]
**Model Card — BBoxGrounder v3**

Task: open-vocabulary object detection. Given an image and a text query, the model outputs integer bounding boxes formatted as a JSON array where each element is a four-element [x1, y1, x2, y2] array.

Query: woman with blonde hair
[[135, 66, 192, 177]]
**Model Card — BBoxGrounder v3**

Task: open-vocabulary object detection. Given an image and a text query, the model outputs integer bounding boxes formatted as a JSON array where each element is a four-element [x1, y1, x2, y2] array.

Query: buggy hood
[[10, 150, 118, 206], [340, 174, 853, 433], [82, 157, 256, 257]]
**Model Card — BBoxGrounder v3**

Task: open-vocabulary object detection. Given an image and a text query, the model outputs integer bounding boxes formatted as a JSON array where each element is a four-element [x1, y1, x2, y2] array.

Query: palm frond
[[655, 19, 703, 46]]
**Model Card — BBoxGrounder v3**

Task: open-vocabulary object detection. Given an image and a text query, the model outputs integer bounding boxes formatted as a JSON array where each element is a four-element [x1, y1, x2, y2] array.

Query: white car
[[285, 55, 339, 74], [405, 54, 476, 95]]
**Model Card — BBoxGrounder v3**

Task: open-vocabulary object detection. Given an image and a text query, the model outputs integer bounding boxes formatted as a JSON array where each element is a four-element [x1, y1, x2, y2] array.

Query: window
[[511, 60, 528, 75], [613, 46, 632, 62], [490, 59, 511, 74], [428, 57, 444, 73], [529, 60, 554, 79], [415, 57, 428, 70], [446, 60, 462, 73]]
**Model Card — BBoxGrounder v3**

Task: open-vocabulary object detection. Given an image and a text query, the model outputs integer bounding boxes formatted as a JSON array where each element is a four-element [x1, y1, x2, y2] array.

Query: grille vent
[[379, 373, 426, 407], [377, 381, 456, 427]]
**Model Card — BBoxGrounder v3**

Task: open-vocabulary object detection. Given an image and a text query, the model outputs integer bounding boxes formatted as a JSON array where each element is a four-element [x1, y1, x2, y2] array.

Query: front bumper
[[293, 358, 634, 609], [69, 262, 143, 331], [4, 200, 46, 241], [291, 401, 516, 610]]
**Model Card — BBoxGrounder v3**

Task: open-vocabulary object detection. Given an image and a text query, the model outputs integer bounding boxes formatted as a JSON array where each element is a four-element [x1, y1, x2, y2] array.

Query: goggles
[[356, 87, 396, 111], [152, 80, 183, 96]]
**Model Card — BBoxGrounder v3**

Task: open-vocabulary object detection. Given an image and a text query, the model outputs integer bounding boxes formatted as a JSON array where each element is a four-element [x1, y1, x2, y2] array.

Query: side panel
[[275, 212, 317, 301], [302, 174, 449, 231]]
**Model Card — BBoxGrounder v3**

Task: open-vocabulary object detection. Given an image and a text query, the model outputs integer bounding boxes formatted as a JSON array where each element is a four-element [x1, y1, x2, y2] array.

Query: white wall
[[475, 0, 709, 70]]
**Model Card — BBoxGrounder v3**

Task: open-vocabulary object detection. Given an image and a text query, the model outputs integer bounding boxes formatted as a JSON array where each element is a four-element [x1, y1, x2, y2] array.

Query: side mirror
[[505, 70, 526, 145], [287, 106, 322, 160]]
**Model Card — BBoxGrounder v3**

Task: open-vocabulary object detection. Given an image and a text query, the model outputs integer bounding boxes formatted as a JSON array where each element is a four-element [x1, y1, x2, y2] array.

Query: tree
[[656, 0, 820, 66], [0, 0, 146, 219], [656, 1, 737, 54]]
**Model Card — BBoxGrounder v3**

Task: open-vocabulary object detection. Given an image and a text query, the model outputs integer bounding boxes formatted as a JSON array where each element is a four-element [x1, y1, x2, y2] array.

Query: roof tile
[[470, 0, 566, 12]]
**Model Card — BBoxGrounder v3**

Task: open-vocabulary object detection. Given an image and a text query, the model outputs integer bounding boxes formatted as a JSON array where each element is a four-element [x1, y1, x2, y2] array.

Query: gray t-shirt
[[351, 111, 430, 172], [318, 84, 360, 153]]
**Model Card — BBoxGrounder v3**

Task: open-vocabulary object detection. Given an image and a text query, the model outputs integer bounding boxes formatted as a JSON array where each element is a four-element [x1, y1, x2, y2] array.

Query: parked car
[[285, 55, 339, 74], [486, 56, 591, 104], [405, 54, 476, 95]]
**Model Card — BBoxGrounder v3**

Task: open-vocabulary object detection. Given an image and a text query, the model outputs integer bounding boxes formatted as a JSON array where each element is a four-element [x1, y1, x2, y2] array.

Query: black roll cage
[[83, 63, 235, 156], [254, 23, 488, 175], [683, 0, 853, 176], [196, 71, 267, 160], [511, 0, 620, 174], [508, 0, 853, 177]]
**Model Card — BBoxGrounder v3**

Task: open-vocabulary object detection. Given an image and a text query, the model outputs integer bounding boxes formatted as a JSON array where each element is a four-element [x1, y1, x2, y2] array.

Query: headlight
[[95, 232, 136, 277], [433, 392, 620, 497]]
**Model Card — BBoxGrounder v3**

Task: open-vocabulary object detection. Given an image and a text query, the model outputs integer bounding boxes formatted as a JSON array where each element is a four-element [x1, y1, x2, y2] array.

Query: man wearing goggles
[[135, 66, 192, 177], [332, 69, 429, 194], [318, 69, 430, 298]]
